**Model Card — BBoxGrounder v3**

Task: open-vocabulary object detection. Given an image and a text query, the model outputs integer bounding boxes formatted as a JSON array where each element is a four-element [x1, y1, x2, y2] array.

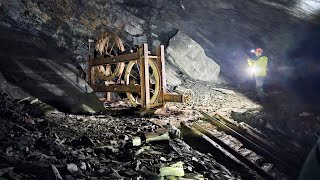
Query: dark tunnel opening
[[285, 16, 320, 104]]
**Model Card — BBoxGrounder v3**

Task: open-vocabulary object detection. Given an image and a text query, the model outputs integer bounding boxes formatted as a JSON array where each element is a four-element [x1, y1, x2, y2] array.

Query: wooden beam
[[156, 45, 166, 104], [200, 111, 297, 175], [214, 113, 301, 171], [91, 85, 140, 93], [90, 52, 139, 66], [192, 123, 275, 180], [180, 123, 267, 180], [140, 44, 150, 109], [163, 93, 183, 102]]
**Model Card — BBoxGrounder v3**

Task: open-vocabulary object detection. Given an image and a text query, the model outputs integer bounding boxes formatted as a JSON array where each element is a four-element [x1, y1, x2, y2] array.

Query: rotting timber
[[88, 32, 195, 110], [181, 111, 301, 180]]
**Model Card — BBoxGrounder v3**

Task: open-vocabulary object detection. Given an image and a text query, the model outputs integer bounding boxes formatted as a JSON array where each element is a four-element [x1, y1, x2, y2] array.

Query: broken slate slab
[[211, 88, 235, 95], [166, 31, 220, 82]]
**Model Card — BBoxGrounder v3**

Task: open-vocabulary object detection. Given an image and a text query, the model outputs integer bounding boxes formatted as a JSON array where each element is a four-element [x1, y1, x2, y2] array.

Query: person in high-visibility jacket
[[247, 48, 268, 99]]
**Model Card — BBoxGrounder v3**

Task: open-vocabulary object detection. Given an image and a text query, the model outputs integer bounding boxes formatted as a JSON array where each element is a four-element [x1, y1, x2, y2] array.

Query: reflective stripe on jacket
[[248, 56, 268, 77]]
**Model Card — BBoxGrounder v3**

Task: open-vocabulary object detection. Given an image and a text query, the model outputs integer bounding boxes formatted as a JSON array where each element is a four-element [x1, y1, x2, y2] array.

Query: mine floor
[[0, 79, 318, 180]]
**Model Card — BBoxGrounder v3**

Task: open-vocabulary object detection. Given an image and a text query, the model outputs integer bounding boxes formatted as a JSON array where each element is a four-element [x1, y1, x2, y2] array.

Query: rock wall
[[1, 0, 320, 104]]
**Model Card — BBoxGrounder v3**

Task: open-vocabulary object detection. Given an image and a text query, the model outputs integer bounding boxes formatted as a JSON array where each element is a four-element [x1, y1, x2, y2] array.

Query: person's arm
[[247, 58, 255, 67]]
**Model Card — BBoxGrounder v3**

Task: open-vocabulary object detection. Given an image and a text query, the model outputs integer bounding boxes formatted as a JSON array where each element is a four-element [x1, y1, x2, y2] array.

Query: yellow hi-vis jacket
[[247, 56, 268, 77]]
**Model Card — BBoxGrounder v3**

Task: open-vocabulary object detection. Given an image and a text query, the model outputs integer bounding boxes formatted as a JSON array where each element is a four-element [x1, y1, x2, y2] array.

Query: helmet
[[251, 48, 263, 54], [255, 48, 263, 53]]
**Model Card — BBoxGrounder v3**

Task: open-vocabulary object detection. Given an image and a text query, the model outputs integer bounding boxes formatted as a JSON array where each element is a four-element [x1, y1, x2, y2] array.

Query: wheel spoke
[[92, 32, 125, 83], [109, 41, 115, 54]]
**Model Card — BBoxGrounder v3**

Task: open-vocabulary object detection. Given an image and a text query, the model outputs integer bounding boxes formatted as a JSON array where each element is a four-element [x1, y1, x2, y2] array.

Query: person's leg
[[255, 76, 266, 99]]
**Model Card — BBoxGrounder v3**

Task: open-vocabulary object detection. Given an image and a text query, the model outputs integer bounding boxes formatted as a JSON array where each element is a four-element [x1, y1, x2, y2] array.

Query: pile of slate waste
[[0, 91, 239, 180]]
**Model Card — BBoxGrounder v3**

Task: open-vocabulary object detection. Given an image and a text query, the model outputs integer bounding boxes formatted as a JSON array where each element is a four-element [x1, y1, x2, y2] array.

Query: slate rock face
[[0, 27, 104, 113], [1, 57, 105, 113], [1, 0, 320, 106], [165, 63, 182, 87], [166, 31, 220, 82]]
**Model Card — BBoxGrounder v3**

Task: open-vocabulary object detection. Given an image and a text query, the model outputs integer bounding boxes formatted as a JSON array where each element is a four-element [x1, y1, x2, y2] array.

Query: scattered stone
[[159, 161, 185, 177], [80, 162, 87, 171], [30, 98, 39, 104], [132, 137, 142, 146], [67, 163, 78, 173], [299, 112, 311, 117], [50, 164, 63, 180]]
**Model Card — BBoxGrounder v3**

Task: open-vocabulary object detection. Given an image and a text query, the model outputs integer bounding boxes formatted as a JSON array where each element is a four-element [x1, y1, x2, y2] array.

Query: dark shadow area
[[286, 15, 320, 105], [0, 26, 104, 113], [169, 2, 320, 177]]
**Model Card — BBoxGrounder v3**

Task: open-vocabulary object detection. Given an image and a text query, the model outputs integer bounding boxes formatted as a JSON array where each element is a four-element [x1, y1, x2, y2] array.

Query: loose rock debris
[[0, 92, 239, 180]]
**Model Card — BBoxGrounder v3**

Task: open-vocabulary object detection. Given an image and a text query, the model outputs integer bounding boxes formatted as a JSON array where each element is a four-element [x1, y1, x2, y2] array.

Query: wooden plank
[[215, 113, 275, 148], [200, 111, 297, 176], [91, 85, 140, 93], [160, 45, 166, 92], [193, 123, 275, 180], [156, 45, 166, 104], [180, 123, 267, 180], [148, 55, 158, 59], [90, 52, 139, 66], [163, 93, 183, 102], [140, 44, 150, 109], [214, 113, 301, 170]]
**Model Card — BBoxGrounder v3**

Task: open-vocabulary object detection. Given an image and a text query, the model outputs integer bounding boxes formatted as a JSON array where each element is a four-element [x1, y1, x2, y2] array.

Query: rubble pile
[[174, 80, 260, 112], [0, 92, 237, 179]]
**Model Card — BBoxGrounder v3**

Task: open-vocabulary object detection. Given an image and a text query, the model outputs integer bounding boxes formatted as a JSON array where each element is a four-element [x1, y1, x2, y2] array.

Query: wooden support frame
[[139, 44, 150, 109], [155, 45, 166, 104], [87, 42, 185, 110], [91, 52, 139, 66], [91, 84, 140, 93]]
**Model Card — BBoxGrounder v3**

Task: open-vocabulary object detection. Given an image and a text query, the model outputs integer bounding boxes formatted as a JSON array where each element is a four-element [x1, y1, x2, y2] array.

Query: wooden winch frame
[[88, 43, 193, 109]]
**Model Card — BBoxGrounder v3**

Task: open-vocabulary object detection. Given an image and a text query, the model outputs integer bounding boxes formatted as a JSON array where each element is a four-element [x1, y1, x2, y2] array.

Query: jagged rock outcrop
[[165, 64, 182, 87], [166, 31, 220, 83]]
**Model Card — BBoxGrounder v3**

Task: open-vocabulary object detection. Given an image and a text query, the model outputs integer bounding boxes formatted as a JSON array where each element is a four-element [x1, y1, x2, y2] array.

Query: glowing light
[[247, 66, 259, 74]]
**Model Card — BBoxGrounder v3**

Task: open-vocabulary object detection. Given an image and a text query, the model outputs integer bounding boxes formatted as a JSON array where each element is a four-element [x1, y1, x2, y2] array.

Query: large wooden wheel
[[124, 59, 161, 107], [91, 32, 125, 84]]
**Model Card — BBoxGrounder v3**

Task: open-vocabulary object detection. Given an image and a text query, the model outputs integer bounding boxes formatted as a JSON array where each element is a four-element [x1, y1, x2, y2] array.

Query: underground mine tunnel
[[1, 0, 320, 179]]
